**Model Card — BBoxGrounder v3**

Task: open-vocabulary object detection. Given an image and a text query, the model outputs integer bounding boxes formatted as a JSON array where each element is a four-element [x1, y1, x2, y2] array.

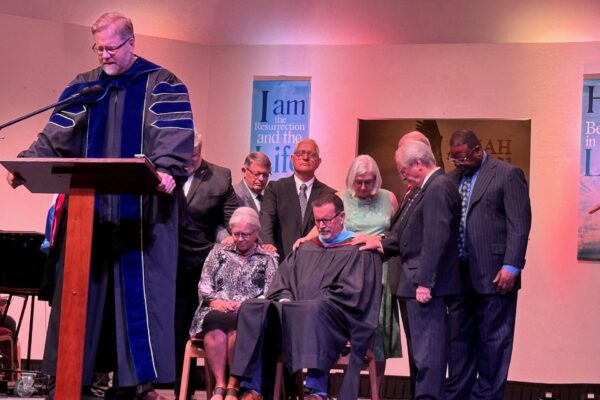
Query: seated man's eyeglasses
[[314, 212, 341, 226], [92, 37, 132, 55], [447, 145, 480, 164]]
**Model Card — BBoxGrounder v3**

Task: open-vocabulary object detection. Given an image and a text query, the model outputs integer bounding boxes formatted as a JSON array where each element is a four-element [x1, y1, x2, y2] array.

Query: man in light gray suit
[[234, 152, 271, 212], [445, 129, 532, 400]]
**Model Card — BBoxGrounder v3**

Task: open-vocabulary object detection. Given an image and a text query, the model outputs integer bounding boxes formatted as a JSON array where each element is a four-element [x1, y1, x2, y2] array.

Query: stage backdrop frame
[[357, 118, 531, 207]]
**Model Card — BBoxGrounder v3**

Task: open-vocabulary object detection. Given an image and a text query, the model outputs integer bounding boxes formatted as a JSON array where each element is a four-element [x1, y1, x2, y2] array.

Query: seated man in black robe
[[230, 193, 382, 400]]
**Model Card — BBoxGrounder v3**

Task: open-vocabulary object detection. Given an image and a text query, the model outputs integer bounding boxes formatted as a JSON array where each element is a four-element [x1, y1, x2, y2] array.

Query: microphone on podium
[[68, 84, 104, 100], [75, 84, 104, 97], [588, 203, 600, 215], [0, 83, 105, 132]]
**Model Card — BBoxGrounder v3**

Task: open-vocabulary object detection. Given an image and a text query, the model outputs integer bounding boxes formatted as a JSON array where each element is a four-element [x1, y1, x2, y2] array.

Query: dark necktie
[[397, 187, 420, 225], [299, 183, 308, 220], [400, 184, 414, 206], [458, 175, 472, 259], [256, 194, 263, 211]]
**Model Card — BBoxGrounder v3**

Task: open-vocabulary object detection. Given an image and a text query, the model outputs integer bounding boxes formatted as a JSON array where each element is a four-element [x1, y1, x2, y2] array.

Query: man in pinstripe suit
[[445, 129, 532, 400]]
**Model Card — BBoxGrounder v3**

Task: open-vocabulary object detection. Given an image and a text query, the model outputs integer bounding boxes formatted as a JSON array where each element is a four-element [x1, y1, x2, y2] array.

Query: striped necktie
[[397, 187, 420, 225], [299, 183, 308, 219], [458, 175, 472, 259]]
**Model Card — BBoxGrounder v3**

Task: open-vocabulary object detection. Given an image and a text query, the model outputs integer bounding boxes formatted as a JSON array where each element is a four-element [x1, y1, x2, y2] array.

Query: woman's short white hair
[[345, 154, 382, 196], [229, 207, 261, 231]]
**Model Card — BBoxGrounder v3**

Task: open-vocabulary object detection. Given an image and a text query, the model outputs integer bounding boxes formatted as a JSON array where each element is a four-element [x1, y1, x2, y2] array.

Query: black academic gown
[[232, 239, 382, 400], [20, 58, 194, 386]]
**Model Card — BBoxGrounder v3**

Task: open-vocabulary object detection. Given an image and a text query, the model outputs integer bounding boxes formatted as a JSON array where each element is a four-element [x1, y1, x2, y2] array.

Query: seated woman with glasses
[[189, 207, 278, 400]]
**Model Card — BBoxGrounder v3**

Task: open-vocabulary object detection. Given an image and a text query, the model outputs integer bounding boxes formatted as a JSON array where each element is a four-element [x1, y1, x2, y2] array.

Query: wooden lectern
[[0, 157, 159, 399]]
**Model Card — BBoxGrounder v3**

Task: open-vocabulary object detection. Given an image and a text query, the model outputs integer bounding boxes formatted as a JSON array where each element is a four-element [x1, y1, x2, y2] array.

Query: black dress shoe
[[105, 386, 137, 400]]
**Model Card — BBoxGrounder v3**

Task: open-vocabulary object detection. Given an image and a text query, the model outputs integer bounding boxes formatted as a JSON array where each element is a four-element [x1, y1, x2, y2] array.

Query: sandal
[[225, 387, 239, 400], [211, 387, 227, 400]]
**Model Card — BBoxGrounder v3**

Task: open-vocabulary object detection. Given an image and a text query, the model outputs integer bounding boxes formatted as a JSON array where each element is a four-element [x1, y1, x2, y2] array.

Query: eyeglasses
[[399, 163, 415, 176], [232, 230, 257, 239], [92, 37, 132, 55], [354, 178, 375, 187], [294, 150, 319, 159], [245, 168, 270, 180], [314, 212, 341, 226], [447, 146, 480, 164]]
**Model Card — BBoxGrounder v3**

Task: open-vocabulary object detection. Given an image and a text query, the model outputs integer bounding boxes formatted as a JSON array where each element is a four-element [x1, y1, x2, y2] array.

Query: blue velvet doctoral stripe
[[86, 87, 108, 158], [119, 73, 156, 383], [151, 118, 194, 130], [152, 82, 188, 95], [83, 58, 162, 382], [48, 114, 75, 128], [149, 101, 192, 114], [63, 104, 86, 115]]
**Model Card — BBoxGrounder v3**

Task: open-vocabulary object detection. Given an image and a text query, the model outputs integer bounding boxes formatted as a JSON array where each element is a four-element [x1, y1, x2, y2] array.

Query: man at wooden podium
[[6, 12, 194, 399]]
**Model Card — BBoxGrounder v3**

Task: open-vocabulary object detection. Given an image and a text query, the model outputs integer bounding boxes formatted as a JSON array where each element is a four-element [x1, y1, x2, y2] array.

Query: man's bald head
[[398, 131, 431, 148]]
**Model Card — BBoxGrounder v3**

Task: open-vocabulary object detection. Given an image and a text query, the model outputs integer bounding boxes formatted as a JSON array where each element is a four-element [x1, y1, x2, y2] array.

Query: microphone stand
[[0, 90, 93, 132]]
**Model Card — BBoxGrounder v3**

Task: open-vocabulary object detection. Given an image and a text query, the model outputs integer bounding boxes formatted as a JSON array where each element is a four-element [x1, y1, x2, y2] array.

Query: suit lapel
[[284, 176, 304, 228], [187, 161, 209, 204], [391, 188, 414, 228], [303, 179, 323, 231], [468, 157, 497, 212], [240, 181, 258, 211], [397, 169, 441, 232]]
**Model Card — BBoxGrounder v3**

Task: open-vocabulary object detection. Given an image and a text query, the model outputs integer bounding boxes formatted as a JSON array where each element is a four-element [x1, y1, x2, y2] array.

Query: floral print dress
[[189, 243, 278, 336]]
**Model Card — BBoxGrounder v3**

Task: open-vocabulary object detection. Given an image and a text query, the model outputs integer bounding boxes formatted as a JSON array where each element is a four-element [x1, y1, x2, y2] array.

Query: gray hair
[[294, 138, 320, 157], [244, 152, 271, 170], [194, 131, 203, 148], [91, 12, 134, 40], [396, 141, 436, 168], [229, 207, 261, 231], [345, 154, 382, 196]]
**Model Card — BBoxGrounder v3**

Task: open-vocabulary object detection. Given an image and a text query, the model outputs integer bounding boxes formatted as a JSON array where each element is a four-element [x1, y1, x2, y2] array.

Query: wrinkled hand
[[355, 234, 383, 253], [6, 172, 25, 189], [493, 269, 517, 295], [415, 286, 432, 303], [221, 236, 234, 245], [293, 236, 310, 250], [156, 172, 176, 194], [260, 243, 277, 253], [228, 301, 241, 312]]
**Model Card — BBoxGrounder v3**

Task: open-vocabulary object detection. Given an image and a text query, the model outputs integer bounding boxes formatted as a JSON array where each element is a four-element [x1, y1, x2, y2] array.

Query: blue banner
[[578, 78, 600, 260], [250, 79, 311, 180]]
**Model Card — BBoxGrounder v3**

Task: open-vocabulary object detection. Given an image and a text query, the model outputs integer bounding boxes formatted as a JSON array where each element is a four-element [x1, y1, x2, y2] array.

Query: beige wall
[[1, 13, 599, 383]]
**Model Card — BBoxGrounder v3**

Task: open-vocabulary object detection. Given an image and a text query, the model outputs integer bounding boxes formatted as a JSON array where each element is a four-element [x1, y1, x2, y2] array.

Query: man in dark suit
[[445, 129, 532, 400], [234, 152, 271, 212], [176, 133, 239, 398], [362, 140, 461, 400], [389, 130, 435, 400], [260, 138, 335, 260]]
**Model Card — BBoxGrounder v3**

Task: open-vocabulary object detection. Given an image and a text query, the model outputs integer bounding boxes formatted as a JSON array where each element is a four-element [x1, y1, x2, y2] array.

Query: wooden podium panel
[[1, 157, 160, 400], [1, 157, 159, 194]]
